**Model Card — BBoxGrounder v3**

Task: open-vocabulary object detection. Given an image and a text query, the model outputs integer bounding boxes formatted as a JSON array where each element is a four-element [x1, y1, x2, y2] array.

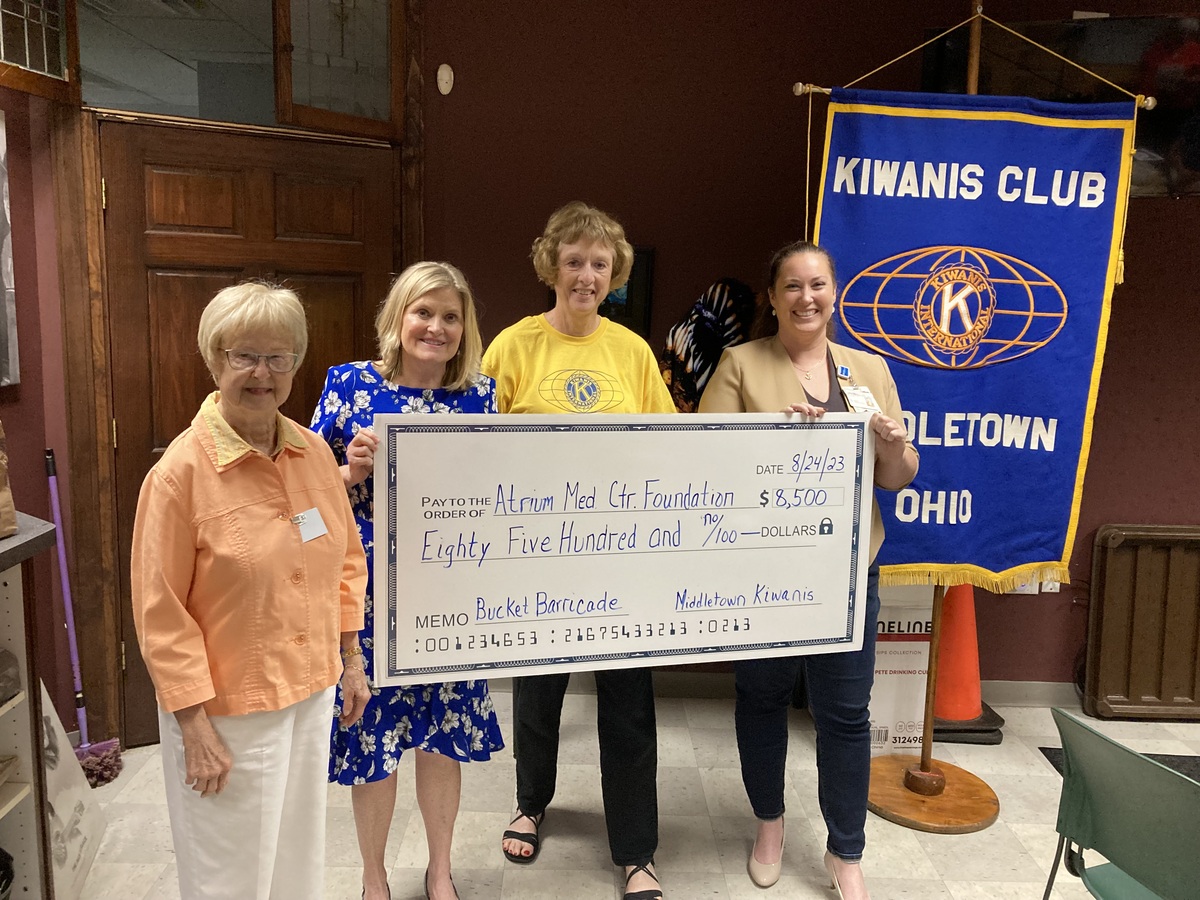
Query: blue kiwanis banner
[[815, 89, 1135, 590]]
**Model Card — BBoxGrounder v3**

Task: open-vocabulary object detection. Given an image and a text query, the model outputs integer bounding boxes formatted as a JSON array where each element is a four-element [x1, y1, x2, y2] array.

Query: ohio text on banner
[[374, 413, 875, 683], [814, 88, 1135, 590]]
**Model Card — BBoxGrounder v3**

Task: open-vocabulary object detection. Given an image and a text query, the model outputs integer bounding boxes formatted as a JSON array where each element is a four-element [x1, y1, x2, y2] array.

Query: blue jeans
[[734, 565, 880, 861]]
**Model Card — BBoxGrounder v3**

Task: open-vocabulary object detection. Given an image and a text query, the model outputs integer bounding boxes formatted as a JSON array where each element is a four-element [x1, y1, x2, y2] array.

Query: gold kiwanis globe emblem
[[538, 369, 626, 412], [840, 246, 1068, 369], [914, 263, 995, 355]]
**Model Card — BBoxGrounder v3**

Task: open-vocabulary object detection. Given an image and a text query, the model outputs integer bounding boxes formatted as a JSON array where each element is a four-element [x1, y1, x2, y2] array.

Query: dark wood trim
[[0, 66, 71, 104], [63, 0, 82, 106], [273, 0, 403, 141], [389, 0, 406, 141], [272, 0, 295, 127], [287, 103, 396, 141], [399, 0, 424, 267], [49, 106, 122, 743], [90, 107, 390, 148]]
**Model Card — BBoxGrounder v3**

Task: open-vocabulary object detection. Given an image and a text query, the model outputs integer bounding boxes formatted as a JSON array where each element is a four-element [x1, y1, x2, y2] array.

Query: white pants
[[160, 686, 335, 900]]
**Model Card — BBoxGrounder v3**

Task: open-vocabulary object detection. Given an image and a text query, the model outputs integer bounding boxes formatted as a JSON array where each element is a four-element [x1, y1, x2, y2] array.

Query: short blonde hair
[[375, 261, 483, 391], [197, 282, 308, 378], [531, 201, 634, 292]]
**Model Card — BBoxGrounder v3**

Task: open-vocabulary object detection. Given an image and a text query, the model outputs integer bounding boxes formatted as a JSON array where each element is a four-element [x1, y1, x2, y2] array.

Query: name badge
[[291, 507, 329, 543], [842, 385, 883, 415]]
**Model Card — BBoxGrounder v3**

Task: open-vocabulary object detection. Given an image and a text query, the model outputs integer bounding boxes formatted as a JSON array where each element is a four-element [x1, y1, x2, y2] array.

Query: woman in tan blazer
[[698, 241, 918, 900]]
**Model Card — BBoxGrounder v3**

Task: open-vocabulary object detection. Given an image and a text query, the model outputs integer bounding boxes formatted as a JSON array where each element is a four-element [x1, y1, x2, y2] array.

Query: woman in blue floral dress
[[312, 261, 504, 900]]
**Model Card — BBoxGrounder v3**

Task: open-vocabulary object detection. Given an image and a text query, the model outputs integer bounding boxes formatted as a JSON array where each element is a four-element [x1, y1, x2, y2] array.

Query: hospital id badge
[[842, 385, 882, 415]]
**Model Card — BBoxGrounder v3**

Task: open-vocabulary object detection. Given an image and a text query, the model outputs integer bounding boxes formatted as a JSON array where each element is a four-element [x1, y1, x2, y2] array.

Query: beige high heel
[[747, 821, 785, 888], [823, 851, 870, 899], [824, 851, 845, 899]]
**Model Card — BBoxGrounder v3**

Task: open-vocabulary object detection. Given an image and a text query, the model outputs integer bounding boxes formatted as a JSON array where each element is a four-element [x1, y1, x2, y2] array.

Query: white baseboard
[[981, 680, 1081, 708]]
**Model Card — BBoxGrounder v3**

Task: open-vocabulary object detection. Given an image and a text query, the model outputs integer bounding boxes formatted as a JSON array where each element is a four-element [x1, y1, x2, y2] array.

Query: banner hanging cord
[[843, 12, 1148, 104], [979, 15, 1140, 101], [844, 12, 982, 89], [977, 14, 1143, 285], [805, 10, 1146, 281]]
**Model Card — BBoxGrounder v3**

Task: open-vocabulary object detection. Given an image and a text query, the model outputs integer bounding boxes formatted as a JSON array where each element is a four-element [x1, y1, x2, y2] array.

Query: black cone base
[[933, 701, 1005, 745]]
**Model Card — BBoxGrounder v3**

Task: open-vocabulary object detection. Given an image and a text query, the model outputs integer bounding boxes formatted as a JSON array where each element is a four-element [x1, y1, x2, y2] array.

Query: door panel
[[103, 121, 393, 746], [274, 175, 362, 242], [273, 273, 364, 426], [147, 270, 241, 448], [145, 167, 244, 235]]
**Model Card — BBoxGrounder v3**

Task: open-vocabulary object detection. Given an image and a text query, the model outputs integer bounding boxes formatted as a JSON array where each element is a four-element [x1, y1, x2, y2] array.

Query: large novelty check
[[374, 413, 875, 685]]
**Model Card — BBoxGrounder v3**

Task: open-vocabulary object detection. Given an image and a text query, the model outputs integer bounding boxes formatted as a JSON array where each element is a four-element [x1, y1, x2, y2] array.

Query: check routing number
[[374, 413, 875, 685]]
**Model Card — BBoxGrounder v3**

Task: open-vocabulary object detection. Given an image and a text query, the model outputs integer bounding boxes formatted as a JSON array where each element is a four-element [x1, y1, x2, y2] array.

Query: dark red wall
[[423, 1, 1200, 683], [0, 87, 69, 715], [423, 0, 933, 345]]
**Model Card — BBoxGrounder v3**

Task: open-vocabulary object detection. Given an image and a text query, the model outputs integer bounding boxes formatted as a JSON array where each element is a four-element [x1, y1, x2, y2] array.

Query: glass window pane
[[290, 0, 389, 122], [78, 2, 274, 125], [26, 22, 47, 74], [1, 12, 28, 69], [44, 17, 61, 74], [0, 0, 66, 78]]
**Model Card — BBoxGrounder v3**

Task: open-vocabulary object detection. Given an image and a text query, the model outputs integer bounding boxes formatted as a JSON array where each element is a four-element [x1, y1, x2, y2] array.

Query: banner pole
[[865, 2, 1002, 833], [967, 4, 983, 94], [902, 584, 946, 793]]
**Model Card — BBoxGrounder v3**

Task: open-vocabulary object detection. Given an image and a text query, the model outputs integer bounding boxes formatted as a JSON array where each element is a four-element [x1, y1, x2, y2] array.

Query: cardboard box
[[870, 586, 933, 757]]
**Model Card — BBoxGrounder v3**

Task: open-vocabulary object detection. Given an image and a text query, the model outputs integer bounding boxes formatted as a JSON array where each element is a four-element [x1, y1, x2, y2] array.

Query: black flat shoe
[[623, 862, 663, 900], [502, 809, 546, 864]]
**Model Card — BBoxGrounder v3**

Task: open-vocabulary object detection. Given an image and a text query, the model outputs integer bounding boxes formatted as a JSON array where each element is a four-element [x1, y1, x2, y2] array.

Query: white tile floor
[[81, 691, 1200, 899]]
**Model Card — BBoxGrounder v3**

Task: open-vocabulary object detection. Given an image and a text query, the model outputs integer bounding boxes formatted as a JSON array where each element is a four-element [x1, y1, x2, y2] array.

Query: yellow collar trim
[[200, 393, 306, 466]]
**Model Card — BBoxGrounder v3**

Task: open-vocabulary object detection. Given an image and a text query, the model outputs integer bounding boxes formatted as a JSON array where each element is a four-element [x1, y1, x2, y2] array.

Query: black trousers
[[512, 668, 659, 866]]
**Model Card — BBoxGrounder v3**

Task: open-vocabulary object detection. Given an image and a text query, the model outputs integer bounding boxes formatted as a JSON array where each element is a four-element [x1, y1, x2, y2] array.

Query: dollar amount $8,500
[[760, 487, 840, 509]]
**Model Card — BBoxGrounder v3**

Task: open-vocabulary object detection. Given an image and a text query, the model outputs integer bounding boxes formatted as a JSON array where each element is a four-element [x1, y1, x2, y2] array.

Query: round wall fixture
[[437, 64, 454, 95]]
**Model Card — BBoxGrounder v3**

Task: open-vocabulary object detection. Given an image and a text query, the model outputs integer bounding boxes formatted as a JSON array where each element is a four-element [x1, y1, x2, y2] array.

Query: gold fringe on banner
[[880, 563, 1072, 593]]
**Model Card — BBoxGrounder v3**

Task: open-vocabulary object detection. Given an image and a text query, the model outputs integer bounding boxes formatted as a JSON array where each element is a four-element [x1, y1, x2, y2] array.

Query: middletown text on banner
[[815, 89, 1135, 590]]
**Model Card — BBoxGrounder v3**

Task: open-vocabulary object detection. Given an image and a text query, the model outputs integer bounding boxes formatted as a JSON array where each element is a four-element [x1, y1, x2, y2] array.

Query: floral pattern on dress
[[312, 361, 504, 784]]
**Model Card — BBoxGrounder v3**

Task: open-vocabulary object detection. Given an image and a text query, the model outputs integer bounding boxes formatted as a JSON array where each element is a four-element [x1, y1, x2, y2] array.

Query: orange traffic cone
[[933, 584, 1004, 743]]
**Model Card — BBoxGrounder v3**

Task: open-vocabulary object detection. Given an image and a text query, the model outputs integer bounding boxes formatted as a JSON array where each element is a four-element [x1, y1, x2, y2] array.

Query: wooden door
[[101, 122, 393, 746]]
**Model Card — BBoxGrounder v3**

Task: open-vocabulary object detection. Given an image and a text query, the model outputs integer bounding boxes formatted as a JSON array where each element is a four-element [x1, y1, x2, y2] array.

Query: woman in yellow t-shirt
[[483, 202, 673, 900]]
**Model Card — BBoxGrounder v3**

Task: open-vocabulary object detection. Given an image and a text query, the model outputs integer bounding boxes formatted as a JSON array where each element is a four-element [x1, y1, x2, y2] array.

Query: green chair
[[1043, 707, 1200, 900]]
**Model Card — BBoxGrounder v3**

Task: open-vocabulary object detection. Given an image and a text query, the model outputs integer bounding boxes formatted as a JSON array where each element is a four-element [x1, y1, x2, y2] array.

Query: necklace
[[785, 339, 827, 383], [793, 359, 823, 381]]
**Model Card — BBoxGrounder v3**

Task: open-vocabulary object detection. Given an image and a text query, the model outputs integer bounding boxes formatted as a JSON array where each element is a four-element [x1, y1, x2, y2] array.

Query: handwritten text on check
[[374, 413, 875, 684]]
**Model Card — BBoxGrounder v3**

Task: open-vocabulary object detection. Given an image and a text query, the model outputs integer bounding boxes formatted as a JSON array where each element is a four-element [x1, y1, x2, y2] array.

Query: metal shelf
[[0, 781, 31, 821], [0, 689, 26, 719]]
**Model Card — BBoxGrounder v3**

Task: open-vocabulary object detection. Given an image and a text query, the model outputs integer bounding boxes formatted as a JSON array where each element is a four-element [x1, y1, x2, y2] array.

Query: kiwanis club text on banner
[[815, 89, 1135, 590]]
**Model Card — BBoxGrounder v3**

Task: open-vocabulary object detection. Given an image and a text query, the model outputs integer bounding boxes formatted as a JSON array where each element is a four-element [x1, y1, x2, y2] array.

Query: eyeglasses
[[223, 350, 299, 373]]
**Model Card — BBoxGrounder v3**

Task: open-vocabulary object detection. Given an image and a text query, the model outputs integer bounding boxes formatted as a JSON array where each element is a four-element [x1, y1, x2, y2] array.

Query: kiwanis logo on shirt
[[538, 369, 626, 412], [839, 247, 1068, 370]]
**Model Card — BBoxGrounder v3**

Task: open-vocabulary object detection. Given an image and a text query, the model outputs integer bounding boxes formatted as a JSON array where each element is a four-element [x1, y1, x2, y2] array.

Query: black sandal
[[623, 862, 663, 900], [501, 809, 545, 864]]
